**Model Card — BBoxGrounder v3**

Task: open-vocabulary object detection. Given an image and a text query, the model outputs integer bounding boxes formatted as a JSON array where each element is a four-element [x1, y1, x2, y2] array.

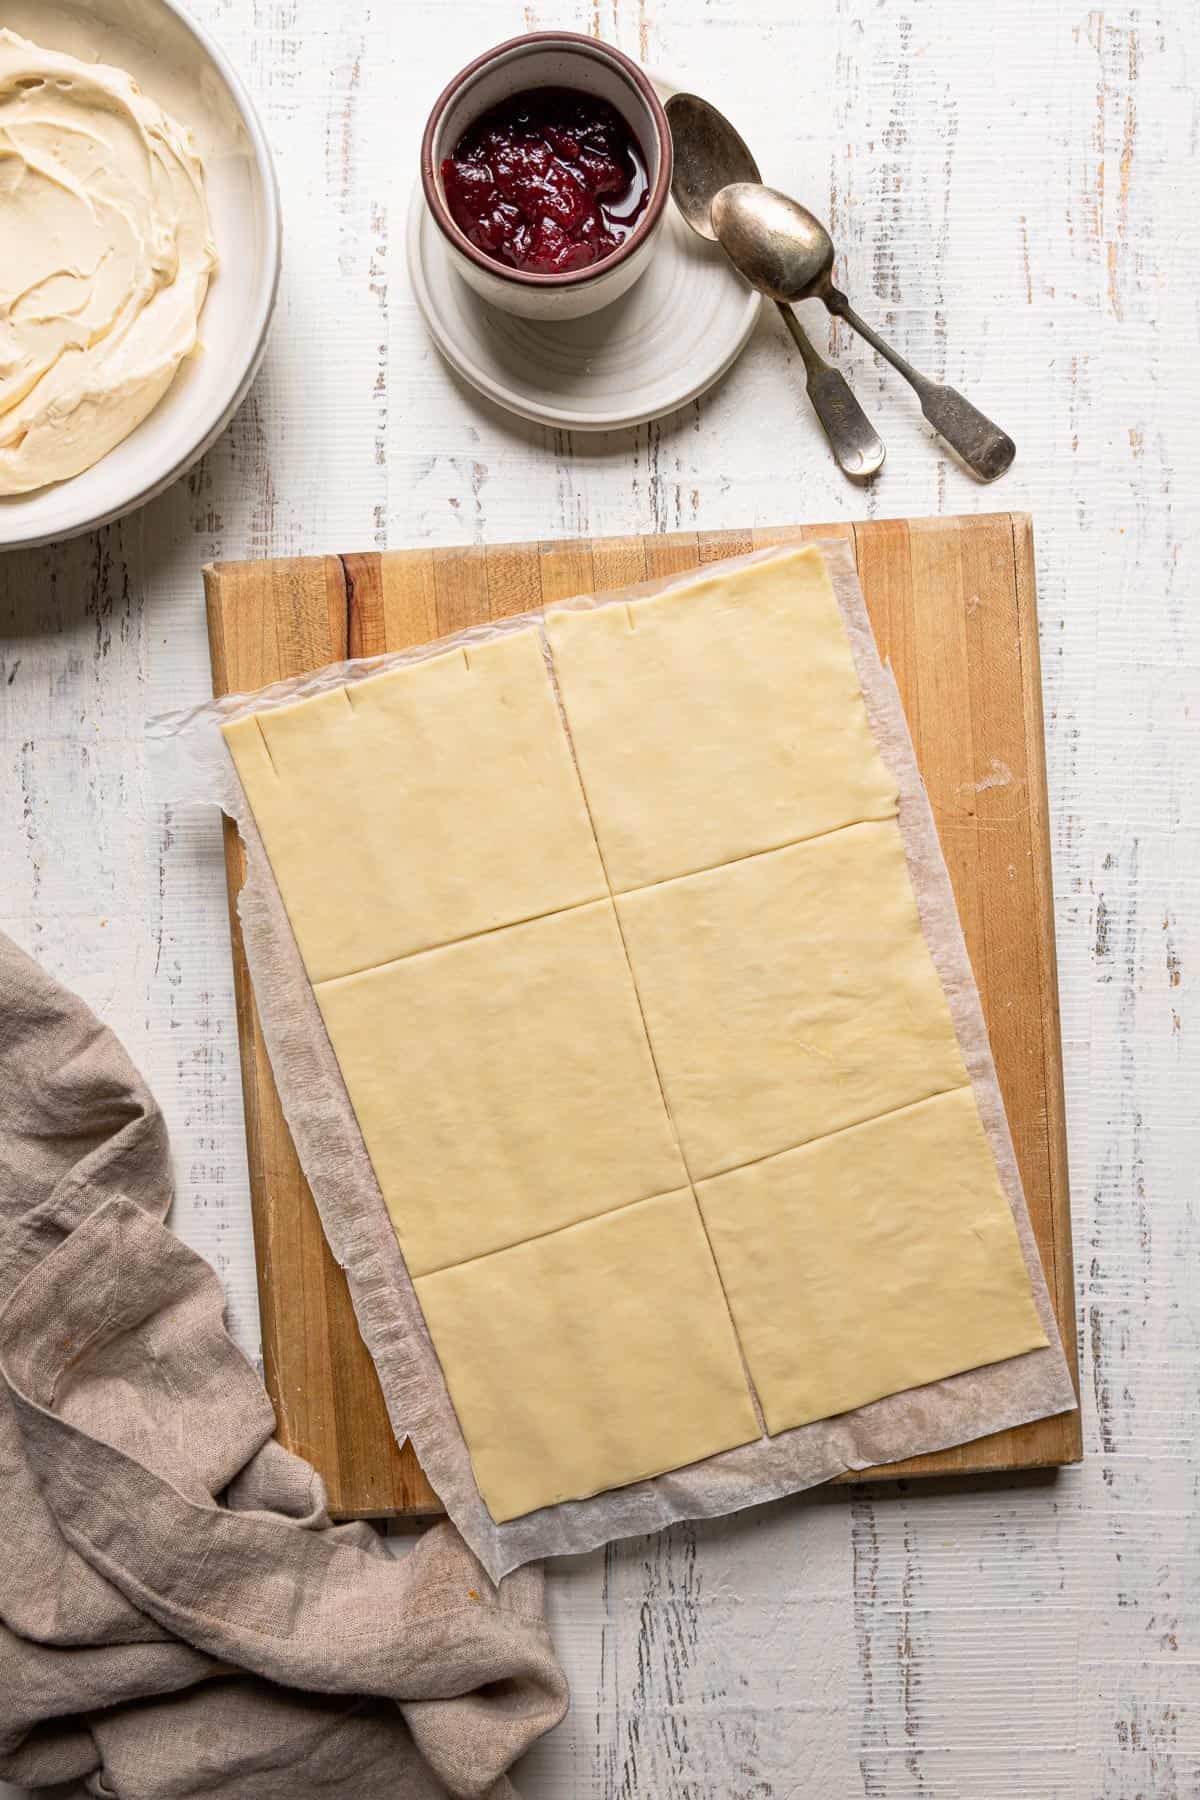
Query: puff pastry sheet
[[224, 546, 1048, 1523]]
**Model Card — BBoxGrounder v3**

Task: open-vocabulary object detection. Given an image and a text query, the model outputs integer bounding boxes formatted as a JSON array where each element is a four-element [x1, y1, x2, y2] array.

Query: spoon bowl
[[711, 183, 834, 301], [666, 93, 761, 239]]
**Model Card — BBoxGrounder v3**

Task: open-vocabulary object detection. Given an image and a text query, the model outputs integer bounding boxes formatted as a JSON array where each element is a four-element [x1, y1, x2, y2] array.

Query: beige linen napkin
[[0, 930, 567, 1798]]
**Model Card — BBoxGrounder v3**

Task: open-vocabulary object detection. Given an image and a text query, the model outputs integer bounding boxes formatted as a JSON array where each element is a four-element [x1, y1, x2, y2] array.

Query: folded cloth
[[0, 931, 568, 1799]]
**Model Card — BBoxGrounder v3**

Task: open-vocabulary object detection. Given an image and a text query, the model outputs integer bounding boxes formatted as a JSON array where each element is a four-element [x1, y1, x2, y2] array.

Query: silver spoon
[[665, 92, 884, 482], [711, 183, 1016, 482]]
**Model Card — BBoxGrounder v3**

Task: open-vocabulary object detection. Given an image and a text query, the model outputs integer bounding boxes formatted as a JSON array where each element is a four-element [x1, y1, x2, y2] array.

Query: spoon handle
[[775, 303, 885, 481], [823, 289, 1015, 483]]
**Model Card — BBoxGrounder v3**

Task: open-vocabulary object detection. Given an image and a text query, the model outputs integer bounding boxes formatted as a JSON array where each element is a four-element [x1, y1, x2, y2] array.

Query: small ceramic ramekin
[[420, 31, 672, 323]]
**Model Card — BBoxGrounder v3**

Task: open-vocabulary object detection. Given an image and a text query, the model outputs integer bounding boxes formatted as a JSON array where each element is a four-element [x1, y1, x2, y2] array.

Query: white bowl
[[0, 0, 281, 551], [421, 32, 673, 323]]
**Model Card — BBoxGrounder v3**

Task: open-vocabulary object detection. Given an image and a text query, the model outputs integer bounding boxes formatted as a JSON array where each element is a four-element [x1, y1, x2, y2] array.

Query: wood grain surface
[[205, 511, 1081, 1517]]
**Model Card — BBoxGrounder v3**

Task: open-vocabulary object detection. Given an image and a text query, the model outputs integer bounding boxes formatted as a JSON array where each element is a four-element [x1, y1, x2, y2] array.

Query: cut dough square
[[414, 1190, 760, 1520], [314, 901, 687, 1276], [616, 820, 969, 1179], [545, 547, 898, 890], [696, 1087, 1049, 1432], [223, 629, 605, 983]]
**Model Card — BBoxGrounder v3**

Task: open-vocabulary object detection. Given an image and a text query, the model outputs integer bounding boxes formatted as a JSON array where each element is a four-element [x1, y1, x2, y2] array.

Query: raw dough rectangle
[[544, 550, 898, 889], [695, 1087, 1049, 1432], [413, 1190, 761, 1523], [314, 901, 687, 1276], [222, 629, 604, 984], [614, 821, 970, 1179], [222, 544, 1053, 1525]]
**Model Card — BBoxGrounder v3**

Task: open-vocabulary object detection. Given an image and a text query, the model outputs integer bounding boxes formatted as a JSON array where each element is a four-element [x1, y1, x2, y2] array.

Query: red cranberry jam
[[441, 86, 650, 276]]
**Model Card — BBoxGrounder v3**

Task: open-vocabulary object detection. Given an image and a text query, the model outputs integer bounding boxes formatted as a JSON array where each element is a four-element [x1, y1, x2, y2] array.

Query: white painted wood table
[[2, 1, 1195, 1793]]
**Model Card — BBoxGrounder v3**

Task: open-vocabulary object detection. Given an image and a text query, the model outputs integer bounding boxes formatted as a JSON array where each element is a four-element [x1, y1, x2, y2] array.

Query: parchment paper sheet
[[152, 542, 1077, 1581]]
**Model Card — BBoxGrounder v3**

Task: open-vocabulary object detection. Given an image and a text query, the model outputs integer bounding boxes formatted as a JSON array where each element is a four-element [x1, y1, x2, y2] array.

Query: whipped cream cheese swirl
[[0, 29, 217, 495]]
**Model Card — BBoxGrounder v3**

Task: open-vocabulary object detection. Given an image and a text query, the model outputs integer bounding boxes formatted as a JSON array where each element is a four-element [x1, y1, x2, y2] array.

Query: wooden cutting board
[[205, 513, 1082, 1519]]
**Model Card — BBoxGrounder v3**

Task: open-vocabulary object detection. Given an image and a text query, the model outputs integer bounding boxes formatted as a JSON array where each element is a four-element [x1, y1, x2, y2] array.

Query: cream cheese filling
[[0, 29, 216, 496]]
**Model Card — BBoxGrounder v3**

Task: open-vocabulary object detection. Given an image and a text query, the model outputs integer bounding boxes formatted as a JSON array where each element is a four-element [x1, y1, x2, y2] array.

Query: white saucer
[[406, 184, 761, 433]]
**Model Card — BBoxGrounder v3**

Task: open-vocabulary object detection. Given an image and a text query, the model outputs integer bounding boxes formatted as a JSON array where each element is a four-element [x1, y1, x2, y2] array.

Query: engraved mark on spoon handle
[[775, 302, 885, 482], [822, 287, 1016, 483]]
